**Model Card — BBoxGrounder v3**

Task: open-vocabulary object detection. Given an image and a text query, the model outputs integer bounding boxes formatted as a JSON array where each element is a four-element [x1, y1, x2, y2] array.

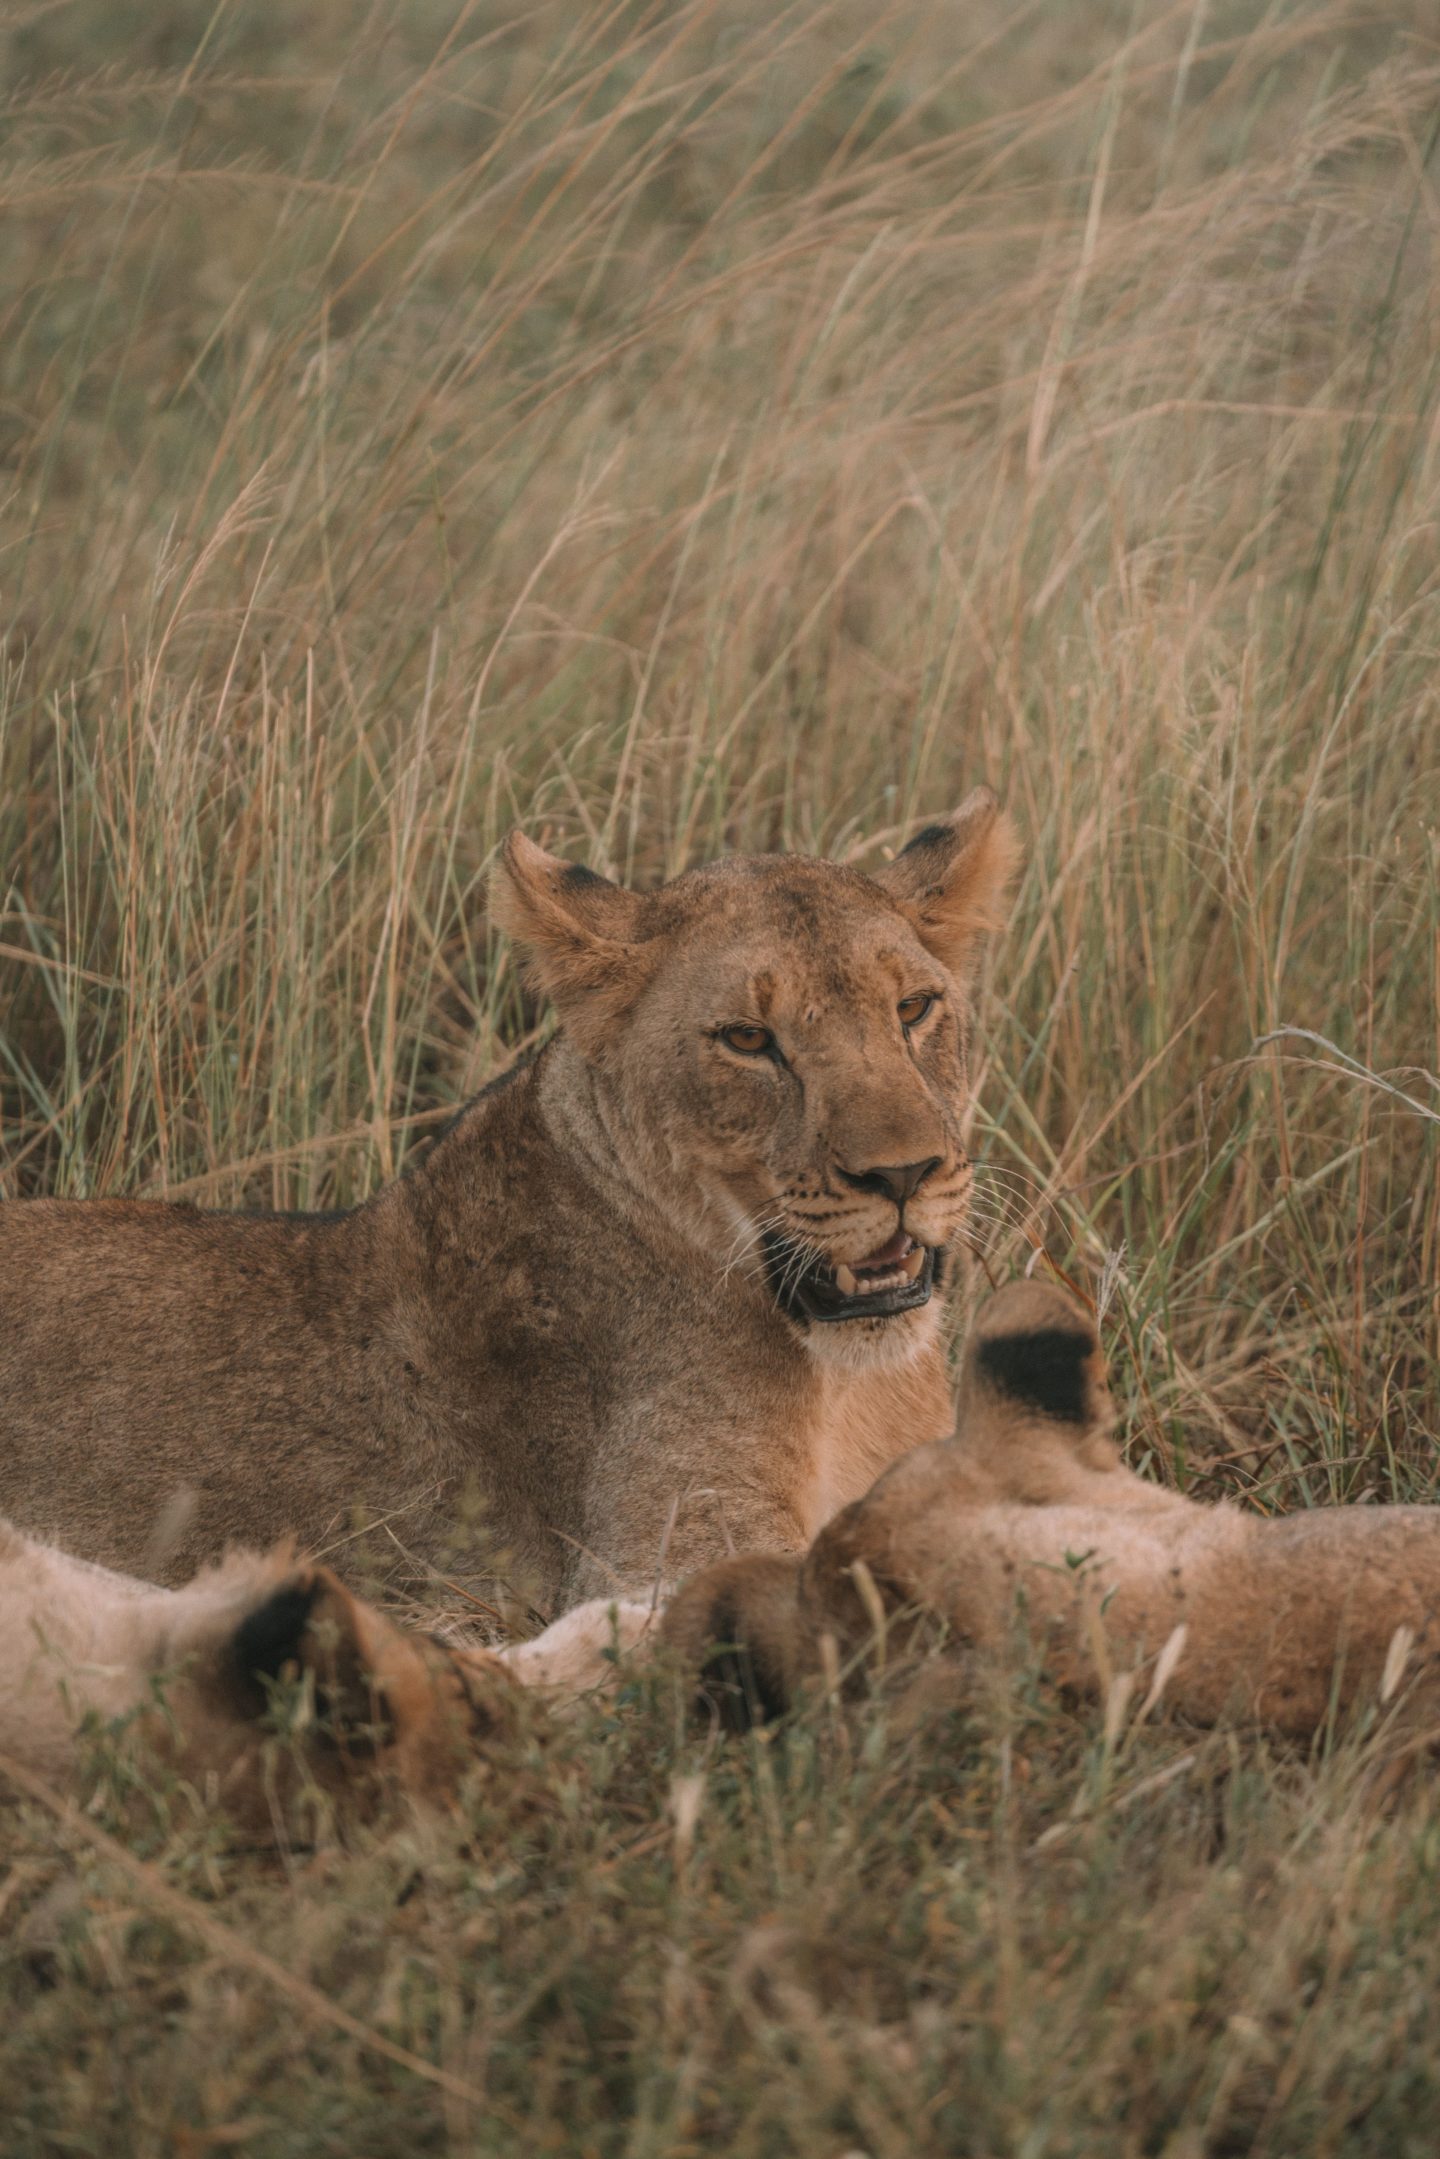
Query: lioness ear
[[490, 832, 655, 1052], [959, 1280, 1116, 1456], [873, 788, 1021, 981], [229, 1566, 390, 1744]]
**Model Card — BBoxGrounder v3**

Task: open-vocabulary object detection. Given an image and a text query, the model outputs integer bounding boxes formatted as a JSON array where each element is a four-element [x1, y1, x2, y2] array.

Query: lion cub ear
[[229, 1566, 390, 1743], [873, 788, 1021, 981], [490, 832, 655, 1052]]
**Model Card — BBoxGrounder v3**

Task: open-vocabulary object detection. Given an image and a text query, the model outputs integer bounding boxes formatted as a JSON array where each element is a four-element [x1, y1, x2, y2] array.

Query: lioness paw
[[499, 1597, 654, 1699], [660, 1557, 804, 1729]]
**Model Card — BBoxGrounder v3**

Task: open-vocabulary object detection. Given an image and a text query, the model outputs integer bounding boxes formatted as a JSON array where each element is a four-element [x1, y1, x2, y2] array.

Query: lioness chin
[[0, 790, 1019, 1622]]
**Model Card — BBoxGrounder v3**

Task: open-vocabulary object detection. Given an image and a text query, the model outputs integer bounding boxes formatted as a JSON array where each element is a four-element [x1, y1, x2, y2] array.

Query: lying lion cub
[[662, 1282, 1440, 1737], [0, 792, 1018, 1619], [0, 1517, 521, 1831]]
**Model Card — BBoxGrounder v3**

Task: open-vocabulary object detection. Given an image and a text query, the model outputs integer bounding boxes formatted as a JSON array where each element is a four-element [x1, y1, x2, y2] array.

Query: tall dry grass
[[6, 2, 1437, 1500], [2, 6, 1440, 2145], [6, 3, 1437, 1496]]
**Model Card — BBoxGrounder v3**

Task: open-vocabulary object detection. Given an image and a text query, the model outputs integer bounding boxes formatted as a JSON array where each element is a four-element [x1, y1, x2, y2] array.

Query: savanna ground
[[2, 0, 1439, 2150]]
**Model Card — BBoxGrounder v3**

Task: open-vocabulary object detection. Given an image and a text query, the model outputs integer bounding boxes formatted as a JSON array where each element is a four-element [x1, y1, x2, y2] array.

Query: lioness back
[[1, 1192, 431, 1574]]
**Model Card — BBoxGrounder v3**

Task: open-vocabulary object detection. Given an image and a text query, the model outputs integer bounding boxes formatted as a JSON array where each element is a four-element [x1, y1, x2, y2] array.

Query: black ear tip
[[232, 1578, 322, 1687], [899, 821, 954, 858], [976, 1325, 1098, 1424]]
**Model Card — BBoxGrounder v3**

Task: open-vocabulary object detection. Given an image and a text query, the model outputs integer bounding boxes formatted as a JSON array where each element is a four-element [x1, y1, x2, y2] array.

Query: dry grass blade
[[0, 1752, 498, 2117]]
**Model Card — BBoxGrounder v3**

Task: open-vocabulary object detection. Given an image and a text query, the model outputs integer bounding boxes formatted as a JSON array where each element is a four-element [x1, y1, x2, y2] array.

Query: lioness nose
[[838, 1157, 941, 1206]]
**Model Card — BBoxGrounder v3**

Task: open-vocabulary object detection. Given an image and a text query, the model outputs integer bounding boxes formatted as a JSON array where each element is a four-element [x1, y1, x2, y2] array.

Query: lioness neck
[[799, 1344, 954, 1540], [532, 1034, 737, 1260], [538, 1038, 668, 1207]]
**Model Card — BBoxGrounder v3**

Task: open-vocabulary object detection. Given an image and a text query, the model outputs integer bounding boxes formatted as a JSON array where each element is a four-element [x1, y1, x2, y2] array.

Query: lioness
[[0, 792, 1018, 1621], [662, 1280, 1440, 1739], [0, 1516, 518, 1832]]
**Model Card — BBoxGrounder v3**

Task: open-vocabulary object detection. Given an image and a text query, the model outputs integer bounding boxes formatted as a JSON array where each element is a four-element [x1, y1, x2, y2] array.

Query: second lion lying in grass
[[661, 1280, 1440, 1738], [0, 1521, 535, 1835]]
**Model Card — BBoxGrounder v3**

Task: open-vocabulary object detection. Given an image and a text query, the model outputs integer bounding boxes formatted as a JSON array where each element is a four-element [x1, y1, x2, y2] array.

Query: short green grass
[[2, 2, 1439, 2150]]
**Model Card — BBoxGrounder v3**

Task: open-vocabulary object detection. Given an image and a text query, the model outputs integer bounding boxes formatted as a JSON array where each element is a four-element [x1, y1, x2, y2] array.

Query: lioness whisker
[[717, 1206, 789, 1283], [970, 1164, 1051, 1199], [772, 1236, 815, 1303], [965, 1194, 1035, 1233]]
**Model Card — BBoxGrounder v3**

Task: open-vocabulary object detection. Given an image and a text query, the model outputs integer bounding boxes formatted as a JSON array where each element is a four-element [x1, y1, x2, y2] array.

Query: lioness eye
[[898, 993, 935, 1028], [720, 1023, 773, 1056]]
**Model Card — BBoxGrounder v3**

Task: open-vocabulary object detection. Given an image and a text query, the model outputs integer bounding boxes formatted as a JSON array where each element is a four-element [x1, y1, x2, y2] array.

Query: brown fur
[[662, 1281, 1440, 1741], [0, 795, 1018, 1618], [0, 1517, 517, 1835]]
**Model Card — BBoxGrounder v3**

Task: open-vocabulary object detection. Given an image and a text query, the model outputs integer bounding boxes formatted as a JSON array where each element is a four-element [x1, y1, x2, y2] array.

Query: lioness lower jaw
[[761, 1230, 940, 1325]]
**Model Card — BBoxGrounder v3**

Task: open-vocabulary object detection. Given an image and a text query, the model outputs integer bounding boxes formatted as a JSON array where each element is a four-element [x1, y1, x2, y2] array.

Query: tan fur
[[0, 795, 1018, 1620], [0, 1517, 518, 1833], [799, 1355, 953, 1541], [497, 1596, 655, 1692], [662, 1282, 1440, 1740]]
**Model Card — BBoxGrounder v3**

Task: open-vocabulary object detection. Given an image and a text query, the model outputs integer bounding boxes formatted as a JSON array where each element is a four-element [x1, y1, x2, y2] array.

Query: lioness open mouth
[[762, 1229, 938, 1325]]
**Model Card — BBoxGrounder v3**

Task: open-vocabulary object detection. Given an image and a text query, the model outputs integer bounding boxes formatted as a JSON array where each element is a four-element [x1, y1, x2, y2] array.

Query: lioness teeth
[[829, 1245, 928, 1298]]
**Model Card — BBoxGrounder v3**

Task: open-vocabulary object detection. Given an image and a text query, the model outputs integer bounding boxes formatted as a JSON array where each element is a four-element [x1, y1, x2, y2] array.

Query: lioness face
[[625, 864, 979, 1333], [494, 790, 1019, 1358]]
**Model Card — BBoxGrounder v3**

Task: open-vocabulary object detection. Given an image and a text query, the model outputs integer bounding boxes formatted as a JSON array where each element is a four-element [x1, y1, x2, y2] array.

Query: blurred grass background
[[3, 3, 1440, 2148]]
